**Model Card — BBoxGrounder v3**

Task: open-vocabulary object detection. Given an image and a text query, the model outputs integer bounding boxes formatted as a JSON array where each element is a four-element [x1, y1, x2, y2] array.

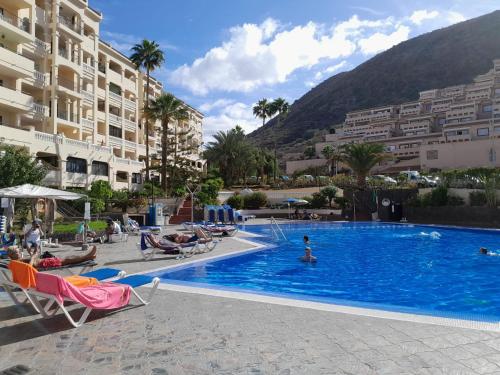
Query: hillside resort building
[[0, 0, 205, 190], [287, 59, 500, 175]]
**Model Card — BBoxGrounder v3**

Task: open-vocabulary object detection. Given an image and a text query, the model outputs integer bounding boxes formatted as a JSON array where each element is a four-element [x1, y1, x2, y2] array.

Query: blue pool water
[[149, 223, 500, 320]]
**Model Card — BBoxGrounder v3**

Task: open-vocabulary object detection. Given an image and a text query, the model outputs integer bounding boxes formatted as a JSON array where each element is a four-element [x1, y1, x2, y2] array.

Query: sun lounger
[[137, 232, 198, 260], [0, 261, 126, 316], [29, 272, 159, 327], [0, 258, 97, 275]]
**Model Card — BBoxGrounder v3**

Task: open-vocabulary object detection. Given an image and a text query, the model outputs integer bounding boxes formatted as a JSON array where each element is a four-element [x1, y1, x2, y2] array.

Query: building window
[[426, 150, 438, 160], [109, 125, 122, 138], [91, 161, 108, 176], [116, 171, 128, 182], [131, 173, 142, 184], [66, 157, 87, 174], [483, 105, 493, 112], [109, 82, 122, 96], [477, 128, 489, 137], [494, 126, 500, 133]]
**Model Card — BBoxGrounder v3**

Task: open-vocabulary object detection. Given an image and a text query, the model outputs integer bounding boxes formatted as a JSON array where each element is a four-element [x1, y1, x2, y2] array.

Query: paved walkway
[[2, 226, 500, 374]]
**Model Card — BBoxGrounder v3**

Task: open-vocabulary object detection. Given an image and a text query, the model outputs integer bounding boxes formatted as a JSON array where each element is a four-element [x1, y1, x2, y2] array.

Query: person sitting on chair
[[25, 221, 43, 257], [164, 228, 212, 244], [1, 229, 16, 249], [105, 218, 121, 242], [7, 245, 97, 269]]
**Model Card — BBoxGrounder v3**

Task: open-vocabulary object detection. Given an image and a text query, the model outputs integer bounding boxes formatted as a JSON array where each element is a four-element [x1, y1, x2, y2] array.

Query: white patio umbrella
[[283, 198, 309, 218]]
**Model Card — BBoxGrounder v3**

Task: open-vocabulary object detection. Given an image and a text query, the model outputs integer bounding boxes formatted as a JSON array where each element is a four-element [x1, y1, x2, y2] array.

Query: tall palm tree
[[269, 97, 289, 180], [130, 40, 165, 182], [253, 99, 272, 127], [321, 145, 342, 176], [341, 143, 390, 187], [145, 93, 187, 193]]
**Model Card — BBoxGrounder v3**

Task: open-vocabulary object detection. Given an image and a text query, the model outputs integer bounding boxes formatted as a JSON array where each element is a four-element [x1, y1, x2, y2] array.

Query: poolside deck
[[1, 225, 500, 374]]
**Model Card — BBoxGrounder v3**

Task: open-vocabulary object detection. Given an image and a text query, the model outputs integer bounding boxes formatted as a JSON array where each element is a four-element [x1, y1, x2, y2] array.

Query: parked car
[[420, 176, 438, 187], [399, 170, 423, 184], [370, 175, 398, 185]]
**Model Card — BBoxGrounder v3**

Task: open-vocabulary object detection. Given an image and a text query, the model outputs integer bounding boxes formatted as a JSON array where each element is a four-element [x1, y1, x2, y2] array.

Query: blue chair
[[217, 207, 225, 223]]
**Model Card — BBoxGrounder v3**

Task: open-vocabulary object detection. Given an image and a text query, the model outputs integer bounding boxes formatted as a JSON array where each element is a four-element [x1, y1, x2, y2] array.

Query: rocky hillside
[[248, 10, 500, 154]]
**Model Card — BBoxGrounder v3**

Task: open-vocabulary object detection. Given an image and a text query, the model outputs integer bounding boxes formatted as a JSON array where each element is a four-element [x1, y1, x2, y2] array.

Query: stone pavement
[[2, 226, 500, 374]]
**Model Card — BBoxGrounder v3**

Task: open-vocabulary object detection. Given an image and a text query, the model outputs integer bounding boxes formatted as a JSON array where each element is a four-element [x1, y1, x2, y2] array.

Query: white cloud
[[446, 11, 467, 24], [203, 102, 259, 141], [100, 30, 177, 55], [358, 25, 411, 55], [169, 15, 406, 95], [199, 98, 235, 113], [409, 10, 439, 25], [314, 61, 348, 81]]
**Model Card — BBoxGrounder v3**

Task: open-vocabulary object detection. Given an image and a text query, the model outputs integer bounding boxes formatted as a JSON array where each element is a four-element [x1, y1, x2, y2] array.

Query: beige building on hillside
[[288, 59, 500, 174], [0, 0, 205, 190]]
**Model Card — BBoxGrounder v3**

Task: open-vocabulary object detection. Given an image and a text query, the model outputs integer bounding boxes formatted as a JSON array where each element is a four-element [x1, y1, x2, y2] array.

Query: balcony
[[107, 69, 122, 85], [0, 85, 32, 111], [81, 89, 94, 103], [109, 136, 123, 148], [57, 15, 82, 37], [109, 91, 122, 105], [0, 9, 33, 43], [58, 48, 80, 66], [123, 118, 136, 132], [81, 117, 94, 130], [98, 63, 106, 74], [32, 103, 49, 118], [57, 111, 79, 124], [33, 71, 46, 87], [82, 62, 95, 77], [124, 97, 136, 112], [124, 140, 136, 150], [35, 6, 48, 25], [33, 38, 48, 55], [109, 114, 122, 127], [0, 45, 34, 78], [57, 77, 80, 95]]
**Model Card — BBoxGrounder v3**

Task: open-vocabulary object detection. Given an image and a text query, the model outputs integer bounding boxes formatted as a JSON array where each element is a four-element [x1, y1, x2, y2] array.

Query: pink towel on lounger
[[35, 272, 131, 309]]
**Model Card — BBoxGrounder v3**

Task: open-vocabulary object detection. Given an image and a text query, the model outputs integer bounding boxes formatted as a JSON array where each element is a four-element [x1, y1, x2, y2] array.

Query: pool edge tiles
[[143, 223, 500, 332]]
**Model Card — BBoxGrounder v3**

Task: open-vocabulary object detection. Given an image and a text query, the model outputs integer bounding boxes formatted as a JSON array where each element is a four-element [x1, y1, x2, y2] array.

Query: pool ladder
[[269, 217, 287, 241]]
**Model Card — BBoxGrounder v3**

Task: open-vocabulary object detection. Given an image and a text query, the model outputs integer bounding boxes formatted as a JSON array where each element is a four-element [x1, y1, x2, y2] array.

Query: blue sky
[[91, 0, 499, 141]]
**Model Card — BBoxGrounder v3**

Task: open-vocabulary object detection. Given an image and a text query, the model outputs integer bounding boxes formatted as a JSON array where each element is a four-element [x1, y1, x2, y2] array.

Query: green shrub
[[429, 185, 448, 206], [320, 185, 337, 207], [197, 178, 224, 206], [226, 194, 244, 209], [243, 192, 268, 209], [447, 195, 465, 206], [309, 192, 326, 208], [334, 196, 350, 209], [469, 191, 487, 206]]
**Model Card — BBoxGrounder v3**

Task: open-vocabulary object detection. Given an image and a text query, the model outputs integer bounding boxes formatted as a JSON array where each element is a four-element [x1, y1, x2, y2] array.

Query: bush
[[469, 191, 487, 206], [447, 195, 465, 206], [429, 185, 448, 206], [334, 196, 350, 209], [197, 178, 224, 206], [308, 192, 326, 208], [320, 185, 337, 207], [226, 194, 244, 209], [243, 192, 268, 209]]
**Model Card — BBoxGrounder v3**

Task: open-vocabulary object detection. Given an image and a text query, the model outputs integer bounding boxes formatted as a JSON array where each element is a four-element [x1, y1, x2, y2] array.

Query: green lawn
[[53, 220, 107, 234]]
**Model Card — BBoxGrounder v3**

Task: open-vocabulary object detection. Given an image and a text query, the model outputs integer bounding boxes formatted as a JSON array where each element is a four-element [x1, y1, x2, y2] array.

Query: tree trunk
[[172, 121, 178, 195], [161, 117, 169, 193], [357, 174, 366, 188], [145, 70, 151, 182]]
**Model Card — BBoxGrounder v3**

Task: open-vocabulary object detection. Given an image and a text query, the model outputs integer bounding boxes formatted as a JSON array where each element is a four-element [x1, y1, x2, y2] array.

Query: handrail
[[269, 216, 287, 241]]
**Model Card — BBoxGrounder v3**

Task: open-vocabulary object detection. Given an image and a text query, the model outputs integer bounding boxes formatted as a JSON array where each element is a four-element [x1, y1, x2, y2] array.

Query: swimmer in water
[[300, 235, 317, 262], [479, 247, 499, 256]]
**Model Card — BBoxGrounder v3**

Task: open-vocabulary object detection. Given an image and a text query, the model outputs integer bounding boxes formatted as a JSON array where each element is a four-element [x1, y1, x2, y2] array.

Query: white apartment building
[[0, 0, 205, 190], [289, 59, 500, 174]]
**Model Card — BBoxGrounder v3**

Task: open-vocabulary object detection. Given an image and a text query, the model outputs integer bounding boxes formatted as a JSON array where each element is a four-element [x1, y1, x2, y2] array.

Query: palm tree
[[321, 145, 341, 176], [145, 93, 188, 193], [204, 126, 253, 186], [253, 99, 272, 127], [269, 97, 289, 180], [341, 143, 390, 187], [130, 40, 165, 182]]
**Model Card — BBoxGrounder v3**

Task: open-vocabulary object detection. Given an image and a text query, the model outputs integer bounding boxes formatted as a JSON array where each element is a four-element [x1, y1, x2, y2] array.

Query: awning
[[0, 184, 85, 200]]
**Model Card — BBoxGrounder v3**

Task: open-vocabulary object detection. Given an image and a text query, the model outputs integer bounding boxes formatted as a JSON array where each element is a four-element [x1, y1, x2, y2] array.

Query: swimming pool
[[148, 222, 500, 321]]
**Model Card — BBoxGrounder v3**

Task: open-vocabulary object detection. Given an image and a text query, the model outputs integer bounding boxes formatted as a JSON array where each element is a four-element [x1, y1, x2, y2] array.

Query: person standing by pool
[[25, 221, 43, 257], [300, 235, 316, 262]]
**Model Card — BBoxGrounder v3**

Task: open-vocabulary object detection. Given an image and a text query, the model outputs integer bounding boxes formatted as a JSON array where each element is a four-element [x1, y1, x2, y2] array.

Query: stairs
[[169, 197, 193, 225]]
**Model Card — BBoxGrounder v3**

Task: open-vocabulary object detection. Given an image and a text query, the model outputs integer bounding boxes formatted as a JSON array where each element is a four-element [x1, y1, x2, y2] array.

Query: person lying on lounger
[[6, 245, 97, 268], [164, 228, 212, 244]]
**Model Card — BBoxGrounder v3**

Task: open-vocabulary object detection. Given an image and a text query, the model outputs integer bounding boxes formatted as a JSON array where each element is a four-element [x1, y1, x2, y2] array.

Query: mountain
[[247, 10, 500, 154]]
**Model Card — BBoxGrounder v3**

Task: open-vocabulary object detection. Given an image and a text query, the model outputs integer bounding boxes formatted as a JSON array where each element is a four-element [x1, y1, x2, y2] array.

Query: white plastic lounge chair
[[137, 232, 198, 260], [28, 273, 160, 328]]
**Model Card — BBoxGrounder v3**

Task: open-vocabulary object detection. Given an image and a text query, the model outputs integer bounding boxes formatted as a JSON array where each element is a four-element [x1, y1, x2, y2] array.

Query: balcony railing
[[81, 117, 94, 129], [32, 103, 48, 117], [58, 48, 79, 64], [0, 9, 30, 33], [34, 71, 46, 86], [57, 111, 79, 124], [124, 97, 136, 111], [58, 15, 82, 34], [109, 91, 121, 103], [124, 140, 136, 149], [123, 118, 136, 131], [109, 114, 122, 126], [82, 63, 95, 75], [34, 38, 48, 53], [81, 89, 94, 102]]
